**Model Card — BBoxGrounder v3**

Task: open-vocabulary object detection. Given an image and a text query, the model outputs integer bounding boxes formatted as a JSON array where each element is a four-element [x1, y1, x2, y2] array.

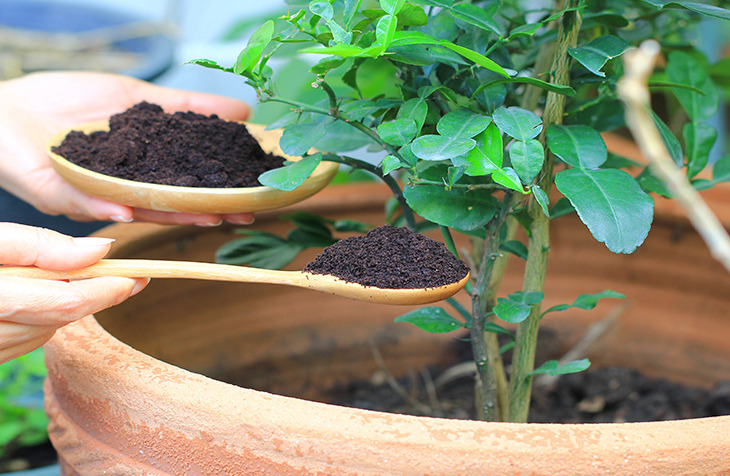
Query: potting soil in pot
[[52, 101, 285, 188], [303, 225, 470, 289]]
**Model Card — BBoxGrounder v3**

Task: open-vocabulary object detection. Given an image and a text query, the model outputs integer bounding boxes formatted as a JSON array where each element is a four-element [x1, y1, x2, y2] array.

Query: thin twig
[[368, 340, 434, 415], [534, 302, 628, 390], [617, 40, 730, 274]]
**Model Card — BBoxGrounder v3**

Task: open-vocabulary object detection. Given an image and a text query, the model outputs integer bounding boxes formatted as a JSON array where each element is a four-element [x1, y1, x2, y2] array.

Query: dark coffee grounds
[[53, 101, 285, 188], [304, 225, 469, 289]]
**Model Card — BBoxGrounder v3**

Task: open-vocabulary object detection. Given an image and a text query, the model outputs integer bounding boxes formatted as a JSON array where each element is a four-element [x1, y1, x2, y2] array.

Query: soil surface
[[304, 225, 470, 289], [53, 101, 285, 188], [330, 341, 730, 423]]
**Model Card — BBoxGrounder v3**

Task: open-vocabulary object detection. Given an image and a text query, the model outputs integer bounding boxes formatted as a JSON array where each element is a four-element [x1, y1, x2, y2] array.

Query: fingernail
[[131, 278, 150, 296], [226, 217, 255, 225], [110, 215, 134, 223], [194, 220, 223, 227], [72, 237, 116, 247]]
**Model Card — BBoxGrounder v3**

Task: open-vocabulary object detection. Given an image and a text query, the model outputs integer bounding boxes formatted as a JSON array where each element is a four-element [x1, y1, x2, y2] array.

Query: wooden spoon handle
[[0, 259, 300, 285]]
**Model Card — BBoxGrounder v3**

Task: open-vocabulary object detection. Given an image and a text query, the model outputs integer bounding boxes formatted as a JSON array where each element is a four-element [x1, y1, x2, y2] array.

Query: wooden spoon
[[0, 259, 470, 305]]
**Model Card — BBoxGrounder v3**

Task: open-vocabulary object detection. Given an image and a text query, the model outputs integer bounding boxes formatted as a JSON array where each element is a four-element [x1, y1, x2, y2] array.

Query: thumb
[[0, 223, 114, 270]]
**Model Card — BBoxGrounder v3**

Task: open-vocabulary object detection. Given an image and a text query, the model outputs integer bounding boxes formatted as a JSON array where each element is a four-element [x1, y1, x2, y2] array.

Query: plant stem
[[321, 154, 417, 231], [469, 193, 512, 421], [507, 2, 582, 423]]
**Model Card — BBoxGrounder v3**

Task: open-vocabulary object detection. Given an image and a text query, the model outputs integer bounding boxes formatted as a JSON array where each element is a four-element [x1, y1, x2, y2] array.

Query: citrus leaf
[[546, 125, 607, 169], [436, 109, 492, 138], [492, 107, 543, 141], [411, 134, 476, 161], [258, 154, 323, 191], [542, 290, 625, 315], [509, 139, 544, 184], [404, 184, 499, 230], [568, 35, 631, 77], [394, 307, 465, 333], [378, 119, 418, 146], [530, 359, 591, 376], [555, 168, 654, 254]]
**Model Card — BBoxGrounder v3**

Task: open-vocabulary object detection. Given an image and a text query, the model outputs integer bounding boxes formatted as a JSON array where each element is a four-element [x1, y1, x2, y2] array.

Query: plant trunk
[[507, 3, 583, 423]]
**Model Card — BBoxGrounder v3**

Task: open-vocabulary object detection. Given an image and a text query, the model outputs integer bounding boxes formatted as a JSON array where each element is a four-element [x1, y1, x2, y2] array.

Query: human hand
[[0, 223, 148, 364], [0, 71, 254, 226]]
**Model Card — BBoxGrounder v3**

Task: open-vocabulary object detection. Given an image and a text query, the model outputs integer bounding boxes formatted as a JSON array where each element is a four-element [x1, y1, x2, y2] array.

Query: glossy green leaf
[[344, 0, 363, 28], [550, 197, 575, 219], [492, 167, 526, 194], [531, 185, 550, 217], [713, 154, 730, 183], [450, 3, 501, 35], [309, 1, 334, 20], [440, 40, 510, 78], [234, 20, 275, 74], [404, 184, 498, 230], [546, 125, 607, 169], [543, 290, 625, 315], [258, 154, 323, 191], [509, 140, 544, 184], [452, 124, 502, 176], [409, 0, 454, 8], [666, 50, 720, 121], [397, 97, 428, 132], [397, 4, 428, 26], [411, 134, 476, 161], [381, 155, 403, 175], [555, 168, 654, 254], [327, 19, 352, 44], [380, 0, 406, 15], [436, 109, 492, 138], [378, 119, 418, 146], [494, 291, 544, 324], [568, 35, 630, 77], [375, 14, 397, 49], [684, 122, 718, 178], [280, 121, 329, 156], [530, 359, 591, 376], [640, 0, 730, 20], [395, 307, 464, 333], [651, 112, 684, 168], [310, 56, 347, 74], [447, 166, 466, 187], [184, 58, 233, 73], [472, 77, 576, 99], [500, 240, 528, 260], [492, 107, 543, 141]]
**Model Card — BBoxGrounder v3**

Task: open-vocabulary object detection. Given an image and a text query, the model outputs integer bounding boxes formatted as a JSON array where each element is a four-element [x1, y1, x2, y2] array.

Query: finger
[[131, 208, 224, 226], [0, 276, 147, 326], [23, 169, 133, 223], [0, 321, 56, 352], [0, 223, 117, 269], [0, 331, 55, 365], [223, 213, 256, 225]]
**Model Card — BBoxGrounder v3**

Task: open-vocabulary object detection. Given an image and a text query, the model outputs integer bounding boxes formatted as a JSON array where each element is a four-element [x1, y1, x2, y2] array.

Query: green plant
[[191, 0, 729, 422], [0, 349, 49, 462]]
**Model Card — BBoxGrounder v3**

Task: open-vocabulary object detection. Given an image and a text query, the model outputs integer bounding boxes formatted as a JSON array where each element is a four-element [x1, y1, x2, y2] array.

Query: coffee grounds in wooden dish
[[304, 225, 469, 289], [52, 101, 285, 188]]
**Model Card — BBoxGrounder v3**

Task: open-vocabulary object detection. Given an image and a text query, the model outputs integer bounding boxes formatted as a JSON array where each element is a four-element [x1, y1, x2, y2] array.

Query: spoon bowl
[[1, 259, 470, 305], [47, 122, 339, 214]]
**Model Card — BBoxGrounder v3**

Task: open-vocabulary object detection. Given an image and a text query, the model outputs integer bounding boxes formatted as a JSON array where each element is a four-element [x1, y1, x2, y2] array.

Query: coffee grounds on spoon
[[304, 225, 470, 289], [52, 101, 285, 188]]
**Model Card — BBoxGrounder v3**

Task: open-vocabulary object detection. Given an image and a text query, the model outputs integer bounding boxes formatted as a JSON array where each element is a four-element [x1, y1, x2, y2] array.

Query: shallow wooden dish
[[47, 121, 339, 214]]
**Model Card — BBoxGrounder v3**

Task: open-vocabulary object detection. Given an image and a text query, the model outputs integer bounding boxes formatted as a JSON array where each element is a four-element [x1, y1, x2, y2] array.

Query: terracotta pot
[[44, 183, 730, 475]]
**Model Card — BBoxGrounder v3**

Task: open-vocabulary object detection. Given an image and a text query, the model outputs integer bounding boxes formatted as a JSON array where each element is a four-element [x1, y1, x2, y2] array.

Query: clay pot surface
[[44, 183, 730, 475]]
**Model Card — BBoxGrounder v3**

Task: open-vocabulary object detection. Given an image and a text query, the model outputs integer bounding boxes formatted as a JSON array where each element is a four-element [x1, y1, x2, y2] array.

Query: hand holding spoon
[[0, 259, 469, 305]]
